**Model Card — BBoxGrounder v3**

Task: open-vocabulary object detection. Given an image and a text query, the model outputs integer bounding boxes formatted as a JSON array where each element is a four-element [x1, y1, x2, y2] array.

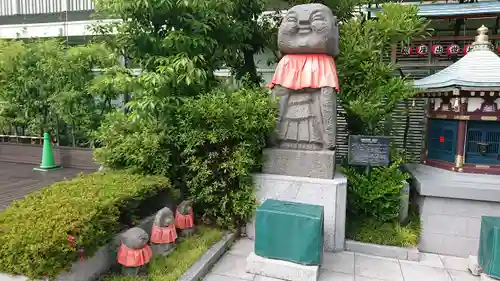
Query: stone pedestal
[[263, 148, 336, 179], [246, 252, 319, 281], [246, 173, 347, 252]]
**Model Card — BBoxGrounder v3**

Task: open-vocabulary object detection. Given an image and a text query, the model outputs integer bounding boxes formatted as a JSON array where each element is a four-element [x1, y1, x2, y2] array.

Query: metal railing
[[0, 0, 94, 17]]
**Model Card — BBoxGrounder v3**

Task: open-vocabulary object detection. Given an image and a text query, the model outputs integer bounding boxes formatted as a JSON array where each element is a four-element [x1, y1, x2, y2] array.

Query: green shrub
[[93, 111, 172, 175], [94, 86, 277, 229], [342, 155, 409, 222], [0, 172, 176, 279], [176, 87, 277, 228]]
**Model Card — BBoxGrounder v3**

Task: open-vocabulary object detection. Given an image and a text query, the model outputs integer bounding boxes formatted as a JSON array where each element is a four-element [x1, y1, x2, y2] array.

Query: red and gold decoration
[[464, 44, 473, 55], [431, 44, 444, 56], [416, 44, 429, 56], [401, 46, 412, 56], [447, 44, 460, 56]]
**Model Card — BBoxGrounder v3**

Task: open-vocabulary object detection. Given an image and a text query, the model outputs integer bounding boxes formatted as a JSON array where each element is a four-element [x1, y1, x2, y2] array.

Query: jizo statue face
[[278, 3, 340, 57]]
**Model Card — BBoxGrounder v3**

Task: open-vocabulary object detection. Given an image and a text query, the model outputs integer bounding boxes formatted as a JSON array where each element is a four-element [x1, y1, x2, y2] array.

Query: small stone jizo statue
[[150, 207, 177, 255], [269, 3, 340, 151], [175, 201, 195, 236], [117, 227, 153, 275]]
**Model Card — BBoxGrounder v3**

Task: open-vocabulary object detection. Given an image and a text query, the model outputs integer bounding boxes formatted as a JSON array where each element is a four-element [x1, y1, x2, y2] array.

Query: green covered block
[[479, 216, 500, 278], [255, 199, 324, 265]]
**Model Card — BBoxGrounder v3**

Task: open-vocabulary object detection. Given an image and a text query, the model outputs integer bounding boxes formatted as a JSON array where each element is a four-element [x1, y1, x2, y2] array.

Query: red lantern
[[447, 44, 460, 56], [497, 44, 500, 54], [416, 44, 429, 56], [431, 44, 444, 56], [464, 44, 473, 55], [401, 46, 412, 56]]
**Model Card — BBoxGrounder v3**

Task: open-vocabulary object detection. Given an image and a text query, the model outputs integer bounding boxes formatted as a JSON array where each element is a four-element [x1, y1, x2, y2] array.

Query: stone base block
[[263, 148, 335, 179], [246, 252, 319, 281], [345, 240, 420, 261], [246, 173, 347, 252], [469, 255, 483, 276]]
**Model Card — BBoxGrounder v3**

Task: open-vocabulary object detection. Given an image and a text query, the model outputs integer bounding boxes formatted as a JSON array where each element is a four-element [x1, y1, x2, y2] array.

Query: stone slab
[[246, 173, 347, 252], [406, 164, 500, 203], [245, 252, 319, 281], [344, 240, 420, 261], [262, 148, 336, 179], [178, 232, 237, 281]]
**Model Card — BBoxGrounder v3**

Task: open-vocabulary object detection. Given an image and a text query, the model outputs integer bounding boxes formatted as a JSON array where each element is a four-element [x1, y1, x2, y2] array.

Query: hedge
[[0, 172, 176, 279]]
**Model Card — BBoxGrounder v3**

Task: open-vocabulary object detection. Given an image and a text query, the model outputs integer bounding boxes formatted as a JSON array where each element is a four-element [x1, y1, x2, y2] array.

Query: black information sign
[[348, 135, 390, 167]]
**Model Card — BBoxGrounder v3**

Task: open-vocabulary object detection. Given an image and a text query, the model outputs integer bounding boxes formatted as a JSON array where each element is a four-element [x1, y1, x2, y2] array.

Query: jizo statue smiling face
[[278, 3, 340, 57]]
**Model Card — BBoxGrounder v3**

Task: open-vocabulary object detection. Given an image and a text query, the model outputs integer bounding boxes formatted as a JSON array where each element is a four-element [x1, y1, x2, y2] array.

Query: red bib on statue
[[269, 54, 339, 91]]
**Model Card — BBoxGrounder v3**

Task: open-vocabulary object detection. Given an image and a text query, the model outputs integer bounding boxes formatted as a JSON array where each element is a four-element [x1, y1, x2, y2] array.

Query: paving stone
[[441, 255, 470, 272], [448, 269, 481, 281], [227, 238, 254, 257], [355, 276, 393, 281], [322, 251, 354, 274], [400, 252, 444, 268], [210, 253, 255, 280], [318, 270, 353, 281], [354, 253, 403, 281], [254, 275, 284, 281], [400, 262, 452, 281], [203, 273, 249, 281]]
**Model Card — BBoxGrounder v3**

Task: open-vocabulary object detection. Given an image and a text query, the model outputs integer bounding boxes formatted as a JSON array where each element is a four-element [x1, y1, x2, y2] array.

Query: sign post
[[348, 135, 391, 173]]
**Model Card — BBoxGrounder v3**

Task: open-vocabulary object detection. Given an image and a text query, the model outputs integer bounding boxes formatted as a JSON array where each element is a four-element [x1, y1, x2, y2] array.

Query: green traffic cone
[[33, 132, 62, 172]]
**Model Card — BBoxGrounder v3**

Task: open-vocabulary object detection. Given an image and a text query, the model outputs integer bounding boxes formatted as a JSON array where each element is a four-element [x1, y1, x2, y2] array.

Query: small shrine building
[[406, 26, 500, 258], [414, 25, 500, 174]]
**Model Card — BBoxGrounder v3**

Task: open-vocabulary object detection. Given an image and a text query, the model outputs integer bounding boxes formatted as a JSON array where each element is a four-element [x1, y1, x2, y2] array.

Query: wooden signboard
[[348, 135, 390, 167]]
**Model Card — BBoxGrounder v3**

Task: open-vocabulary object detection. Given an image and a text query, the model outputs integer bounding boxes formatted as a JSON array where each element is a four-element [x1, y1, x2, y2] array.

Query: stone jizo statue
[[269, 3, 340, 151], [150, 207, 177, 255], [175, 200, 195, 237], [117, 227, 153, 275]]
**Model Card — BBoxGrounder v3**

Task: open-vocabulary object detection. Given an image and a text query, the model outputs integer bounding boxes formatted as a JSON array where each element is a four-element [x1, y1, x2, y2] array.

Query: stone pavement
[[203, 238, 479, 281]]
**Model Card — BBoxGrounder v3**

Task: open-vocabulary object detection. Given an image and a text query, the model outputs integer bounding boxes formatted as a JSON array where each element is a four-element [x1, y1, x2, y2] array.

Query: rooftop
[[367, 1, 500, 18], [413, 25, 500, 90]]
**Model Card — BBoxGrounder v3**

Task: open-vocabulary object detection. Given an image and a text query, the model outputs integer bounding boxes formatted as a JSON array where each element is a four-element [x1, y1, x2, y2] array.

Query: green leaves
[[0, 39, 120, 146], [336, 4, 430, 135], [342, 154, 410, 222], [0, 172, 174, 279]]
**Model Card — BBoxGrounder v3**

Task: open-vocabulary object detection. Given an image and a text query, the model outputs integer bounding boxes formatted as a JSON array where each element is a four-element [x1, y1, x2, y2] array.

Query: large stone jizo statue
[[269, 3, 339, 151]]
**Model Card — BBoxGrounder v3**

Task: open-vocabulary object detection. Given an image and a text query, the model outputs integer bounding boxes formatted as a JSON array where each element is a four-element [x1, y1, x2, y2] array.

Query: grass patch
[[105, 226, 223, 281], [346, 208, 421, 248]]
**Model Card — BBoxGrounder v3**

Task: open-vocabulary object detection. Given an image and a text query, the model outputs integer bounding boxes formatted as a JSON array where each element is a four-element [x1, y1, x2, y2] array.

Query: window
[[427, 119, 458, 163], [465, 121, 500, 165]]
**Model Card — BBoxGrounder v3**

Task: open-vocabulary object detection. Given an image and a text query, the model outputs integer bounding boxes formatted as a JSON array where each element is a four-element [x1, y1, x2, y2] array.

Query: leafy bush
[[342, 155, 409, 222], [93, 86, 277, 228], [93, 111, 172, 176], [176, 87, 276, 228], [346, 207, 421, 247], [0, 172, 176, 278]]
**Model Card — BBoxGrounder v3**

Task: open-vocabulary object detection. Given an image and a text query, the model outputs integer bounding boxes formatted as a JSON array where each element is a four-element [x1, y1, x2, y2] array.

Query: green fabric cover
[[255, 199, 324, 265], [479, 216, 500, 279]]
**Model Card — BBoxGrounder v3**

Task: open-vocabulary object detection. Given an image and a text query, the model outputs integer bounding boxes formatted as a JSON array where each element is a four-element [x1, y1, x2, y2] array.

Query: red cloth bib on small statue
[[175, 210, 194, 230], [151, 224, 177, 244], [268, 54, 339, 91], [117, 243, 153, 267]]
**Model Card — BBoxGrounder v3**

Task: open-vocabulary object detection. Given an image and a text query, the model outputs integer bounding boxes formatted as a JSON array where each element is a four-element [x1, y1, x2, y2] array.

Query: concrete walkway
[[204, 238, 479, 281]]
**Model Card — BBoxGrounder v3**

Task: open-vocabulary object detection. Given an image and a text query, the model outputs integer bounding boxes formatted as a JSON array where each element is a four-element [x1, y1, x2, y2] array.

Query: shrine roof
[[413, 25, 500, 90], [367, 1, 500, 18]]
